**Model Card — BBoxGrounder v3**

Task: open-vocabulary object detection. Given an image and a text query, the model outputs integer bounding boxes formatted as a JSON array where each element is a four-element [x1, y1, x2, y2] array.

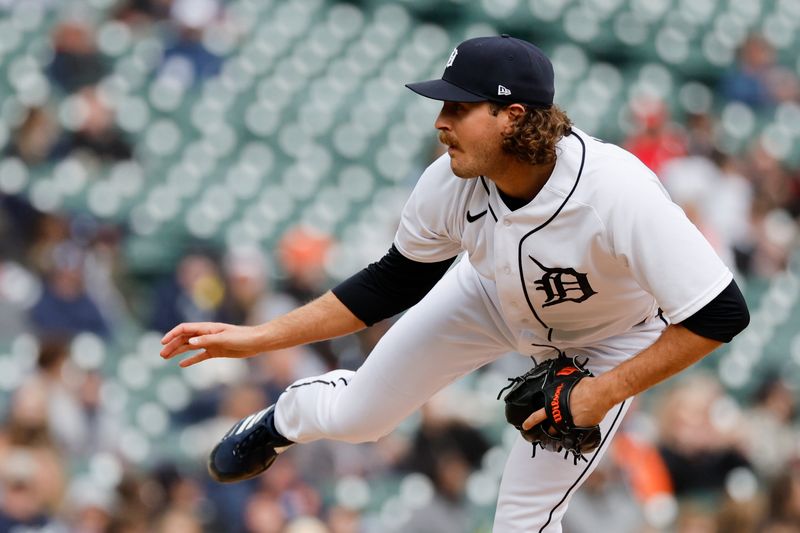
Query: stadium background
[[0, 0, 799, 531]]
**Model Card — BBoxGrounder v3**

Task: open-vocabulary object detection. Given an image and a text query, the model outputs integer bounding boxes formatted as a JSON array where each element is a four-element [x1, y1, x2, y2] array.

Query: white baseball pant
[[274, 259, 661, 532]]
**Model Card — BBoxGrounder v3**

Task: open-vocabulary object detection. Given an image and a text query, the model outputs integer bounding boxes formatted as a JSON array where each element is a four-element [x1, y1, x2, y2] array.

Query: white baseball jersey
[[395, 127, 732, 350], [274, 128, 733, 532]]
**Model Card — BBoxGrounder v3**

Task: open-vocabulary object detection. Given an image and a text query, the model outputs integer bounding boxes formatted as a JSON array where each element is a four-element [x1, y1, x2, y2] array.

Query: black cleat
[[208, 405, 294, 483]]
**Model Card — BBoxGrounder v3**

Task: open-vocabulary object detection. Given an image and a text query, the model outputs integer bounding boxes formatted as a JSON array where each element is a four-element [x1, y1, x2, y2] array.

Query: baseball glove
[[498, 354, 602, 464]]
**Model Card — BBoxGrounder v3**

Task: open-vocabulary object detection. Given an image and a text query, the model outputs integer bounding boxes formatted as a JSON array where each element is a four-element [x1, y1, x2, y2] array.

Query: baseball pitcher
[[160, 36, 749, 532]]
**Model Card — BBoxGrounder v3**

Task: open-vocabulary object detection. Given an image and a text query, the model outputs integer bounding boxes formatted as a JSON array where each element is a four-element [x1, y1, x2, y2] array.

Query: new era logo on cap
[[405, 35, 554, 108]]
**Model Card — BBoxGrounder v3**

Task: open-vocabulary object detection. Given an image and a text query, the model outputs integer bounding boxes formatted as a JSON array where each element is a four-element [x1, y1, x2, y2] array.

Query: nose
[[435, 106, 451, 132]]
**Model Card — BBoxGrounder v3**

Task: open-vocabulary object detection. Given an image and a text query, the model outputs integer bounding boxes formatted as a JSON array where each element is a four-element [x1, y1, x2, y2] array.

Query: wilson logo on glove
[[550, 383, 564, 422], [499, 354, 602, 464]]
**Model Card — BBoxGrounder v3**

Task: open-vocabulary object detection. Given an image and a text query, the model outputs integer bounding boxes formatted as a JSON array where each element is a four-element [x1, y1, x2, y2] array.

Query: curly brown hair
[[489, 103, 573, 166]]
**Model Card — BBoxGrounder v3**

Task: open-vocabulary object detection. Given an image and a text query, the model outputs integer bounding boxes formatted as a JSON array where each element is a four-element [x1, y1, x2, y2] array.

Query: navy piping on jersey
[[517, 131, 586, 336], [657, 307, 668, 327], [479, 176, 499, 222], [288, 377, 349, 390], [537, 398, 627, 533]]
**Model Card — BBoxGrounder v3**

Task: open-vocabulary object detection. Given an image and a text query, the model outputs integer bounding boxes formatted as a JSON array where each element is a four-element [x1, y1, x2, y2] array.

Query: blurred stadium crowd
[[0, 0, 799, 532]]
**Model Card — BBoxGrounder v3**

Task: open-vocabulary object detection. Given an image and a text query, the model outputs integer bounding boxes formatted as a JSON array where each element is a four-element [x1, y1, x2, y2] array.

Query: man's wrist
[[254, 323, 276, 351], [591, 374, 627, 410]]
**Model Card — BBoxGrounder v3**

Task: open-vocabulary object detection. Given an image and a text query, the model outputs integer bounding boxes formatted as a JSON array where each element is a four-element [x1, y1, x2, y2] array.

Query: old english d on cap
[[406, 35, 554, 108]]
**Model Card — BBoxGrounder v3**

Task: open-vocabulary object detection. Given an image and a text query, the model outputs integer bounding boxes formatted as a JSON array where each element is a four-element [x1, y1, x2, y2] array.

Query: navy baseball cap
[[406, 35, 554, 108]]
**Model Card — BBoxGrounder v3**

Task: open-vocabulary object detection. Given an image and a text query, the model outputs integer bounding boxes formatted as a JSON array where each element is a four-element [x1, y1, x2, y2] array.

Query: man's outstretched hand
[[160, 322, 265, 367]]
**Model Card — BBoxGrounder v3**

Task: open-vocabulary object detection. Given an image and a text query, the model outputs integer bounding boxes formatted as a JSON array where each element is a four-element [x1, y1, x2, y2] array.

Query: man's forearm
[[254, 291, 367, 351], [593, 324, 722, 408]]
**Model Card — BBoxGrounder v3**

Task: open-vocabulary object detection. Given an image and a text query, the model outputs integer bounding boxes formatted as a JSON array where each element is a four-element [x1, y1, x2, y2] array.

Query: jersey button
[[503, 219, 511, 226], [503, 266, 511, 274]]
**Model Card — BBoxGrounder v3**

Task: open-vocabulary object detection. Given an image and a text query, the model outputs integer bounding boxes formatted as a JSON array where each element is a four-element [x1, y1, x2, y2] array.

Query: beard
[[439, 131, 503, 179]]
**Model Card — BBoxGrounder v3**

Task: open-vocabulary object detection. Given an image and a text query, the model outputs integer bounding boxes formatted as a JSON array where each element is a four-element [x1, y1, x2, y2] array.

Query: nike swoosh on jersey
[[466, 209, 488, 223]]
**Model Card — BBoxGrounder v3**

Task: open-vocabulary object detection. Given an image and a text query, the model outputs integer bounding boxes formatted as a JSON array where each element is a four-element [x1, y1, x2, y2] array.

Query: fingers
[[161, 332, 225, 358], [522, 408, 546, 431], [159, 322, 246, 368], [178, 350, 213, 368], [159, 334, 214, 359], [160, 323, 230, 360], [160, 336, 192, 359], [160, 322, 222, 346], [159, 341, 196, 359]]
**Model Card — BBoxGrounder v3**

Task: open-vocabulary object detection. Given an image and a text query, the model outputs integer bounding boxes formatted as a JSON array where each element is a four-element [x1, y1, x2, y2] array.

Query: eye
[[443, 102, 463, 114]]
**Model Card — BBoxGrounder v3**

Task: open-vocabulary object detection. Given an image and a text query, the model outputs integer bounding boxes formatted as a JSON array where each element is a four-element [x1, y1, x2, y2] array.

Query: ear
[[501, 103, 526, 134]]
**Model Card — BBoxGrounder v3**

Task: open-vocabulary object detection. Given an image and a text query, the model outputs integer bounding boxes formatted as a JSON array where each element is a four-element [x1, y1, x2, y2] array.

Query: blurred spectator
[[624, 97, 687, 176], [155, 509, 203, 533], [151, 463, 206, 518], [765, 463, 800, 531], [115, 0, 172, 25], [110, 470, 165, 532], [674, 501, 718, 533], [277, 226, 338, 367], [562, 456, 644, 533], [0, 414, 66, 528], [745, 142, 800, 215], [81, 222, 132, 330], [747, 201, 796, 277], [30, 242, 111, 338], [684, 112, 716, 158], [656, 375, 752, 501], [149, 251, 227, 332], [611, 404, 675, 528], [0, 196, 41, 263], [402, 404, 489, 478], [161, 0, 224, 82], [741, 373, 798, 479], [0, 449, 63, 531], [27, 213, 71, 274], [13, 338, 118, 457], [22, 212, 128, 334], [0, 257, 39, 339], [65, 477, 116, 533], [401, 451, 472, 533], [285, 516, 330, 533], [2, 379, 51, 449], [715, 493, 766, 533], [219, 246, 297, 327], [243, 491, 287, 533], [277, 226, 334, 304], [59, 87, 134, 162], [257, 457, 323, 522], [398, 404, 490, 533], [48, 22, 108, 93], [720, 34, 799, 109], [326, 506, 361, 533], [661, 152, 754, 272], [4, 106, 63, 165]]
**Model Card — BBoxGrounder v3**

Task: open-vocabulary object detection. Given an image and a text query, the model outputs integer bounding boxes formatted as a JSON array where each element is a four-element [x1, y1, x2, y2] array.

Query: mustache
[[438, 132, 457, 148]]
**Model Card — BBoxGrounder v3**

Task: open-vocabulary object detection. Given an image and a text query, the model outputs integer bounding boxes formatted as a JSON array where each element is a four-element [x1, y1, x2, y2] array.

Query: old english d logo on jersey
[[529, 256, 596, 307]]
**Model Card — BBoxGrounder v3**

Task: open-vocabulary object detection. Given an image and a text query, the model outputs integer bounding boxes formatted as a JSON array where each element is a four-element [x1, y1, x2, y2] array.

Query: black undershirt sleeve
[[332, 245, 457, 327], [679, 279, 750, 343]]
